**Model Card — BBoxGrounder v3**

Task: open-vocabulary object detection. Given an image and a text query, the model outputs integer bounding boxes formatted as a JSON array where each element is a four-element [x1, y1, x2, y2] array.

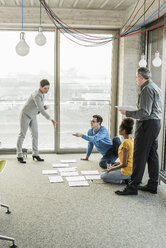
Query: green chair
[[0, 160, 17, 248]]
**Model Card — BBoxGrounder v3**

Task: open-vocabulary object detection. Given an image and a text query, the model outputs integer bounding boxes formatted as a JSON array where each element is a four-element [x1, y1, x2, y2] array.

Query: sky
[[0, 31, 54, 76], [0, 31, 112, 79]]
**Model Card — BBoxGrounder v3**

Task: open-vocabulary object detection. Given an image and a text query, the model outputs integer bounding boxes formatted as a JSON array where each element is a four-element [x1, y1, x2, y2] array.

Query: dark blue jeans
[[99, 136, 121, 169]]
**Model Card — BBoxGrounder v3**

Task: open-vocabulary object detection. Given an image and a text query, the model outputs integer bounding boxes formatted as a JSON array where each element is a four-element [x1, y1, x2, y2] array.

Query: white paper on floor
[[85, 175, 101, 180], [81, 170, 99, 175], [48, 176, 64, 183], [58, 167, 77, 172], [60, 172, 79, 177], [68, 181, 89, 187], [52, 163, 69, 168], [66, 176, 86, 182], [42, 170, 58, 175], [60, 159, 77, 163]]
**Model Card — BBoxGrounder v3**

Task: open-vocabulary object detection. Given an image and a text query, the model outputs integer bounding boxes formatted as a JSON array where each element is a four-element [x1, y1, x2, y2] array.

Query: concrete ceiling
[[0, 0, 138, 11], [0, 0, 164, 29]]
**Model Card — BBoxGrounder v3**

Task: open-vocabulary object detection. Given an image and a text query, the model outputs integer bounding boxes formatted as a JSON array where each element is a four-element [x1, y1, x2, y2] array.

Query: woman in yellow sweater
[[101, 117, 134, 184]]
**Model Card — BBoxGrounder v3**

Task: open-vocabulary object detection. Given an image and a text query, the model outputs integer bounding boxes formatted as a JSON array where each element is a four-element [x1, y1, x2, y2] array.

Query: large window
[[147, 20, 166, 182], [60, 33, 112, 149], [0, 31, 54, 151], [0, 29, 115, 153], [147, 27, 163, 87]]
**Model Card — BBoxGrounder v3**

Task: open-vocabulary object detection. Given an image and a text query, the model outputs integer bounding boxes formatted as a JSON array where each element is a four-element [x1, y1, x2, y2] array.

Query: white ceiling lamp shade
[[15, 0, 30, 56], [152, 0, 162, 68], [35, 1, 47, 46], [138, 3, 147, 69], [35, 26, 47, 46], [139, 54, 147, 67], [152, 51, 162, 67], [16, 32, 30, 56]]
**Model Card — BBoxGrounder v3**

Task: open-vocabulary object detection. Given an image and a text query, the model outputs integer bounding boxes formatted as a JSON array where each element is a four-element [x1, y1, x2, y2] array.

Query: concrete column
[[117, 33, 141, 131]]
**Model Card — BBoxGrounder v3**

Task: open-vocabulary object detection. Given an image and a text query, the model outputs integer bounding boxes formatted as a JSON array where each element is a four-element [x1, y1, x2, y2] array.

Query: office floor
[[0, 154, 166, 248]]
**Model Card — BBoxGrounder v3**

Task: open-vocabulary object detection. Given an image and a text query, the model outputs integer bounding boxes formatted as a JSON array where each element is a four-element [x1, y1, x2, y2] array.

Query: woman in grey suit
[[17, 79, 56, 163]]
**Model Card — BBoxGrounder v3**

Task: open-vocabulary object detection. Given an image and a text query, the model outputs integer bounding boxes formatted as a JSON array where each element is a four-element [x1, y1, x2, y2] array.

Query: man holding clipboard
[[116, 67, 162, 195]]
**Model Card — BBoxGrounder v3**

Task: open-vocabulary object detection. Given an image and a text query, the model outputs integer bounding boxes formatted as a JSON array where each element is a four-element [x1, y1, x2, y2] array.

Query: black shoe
[[17, 157, 26, 164], [137, 184, 157, 194], [32, 156, 44, 162], [115, 185, 138, 195]]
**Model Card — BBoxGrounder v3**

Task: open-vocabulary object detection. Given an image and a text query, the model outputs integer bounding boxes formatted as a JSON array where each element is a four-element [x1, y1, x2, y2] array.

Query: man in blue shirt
[[73, 115, 121, 169]]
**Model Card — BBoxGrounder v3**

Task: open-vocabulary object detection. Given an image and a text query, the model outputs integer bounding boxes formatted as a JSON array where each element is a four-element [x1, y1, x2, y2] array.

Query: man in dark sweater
[[116, 67, 162, 195]]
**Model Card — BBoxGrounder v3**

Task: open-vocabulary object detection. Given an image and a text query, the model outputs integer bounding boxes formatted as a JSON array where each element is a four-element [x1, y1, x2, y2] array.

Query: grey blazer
[[22, 89, 51, 120]]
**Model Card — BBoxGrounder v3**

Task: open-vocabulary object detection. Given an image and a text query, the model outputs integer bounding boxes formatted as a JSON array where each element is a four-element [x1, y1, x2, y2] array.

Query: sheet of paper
[[60, 159, 77, 163], [68, 181, 89, 187], [52, 163, 69, 168], [115, 106, 137, 111], [58, 167, 77, 172], [48, 176, 64, 183], [62, 131, 74, 134], [66, 176, 86, 182], [85, 175, 101, 180], [42, 170, 58, 175], [81, 170, 99, 175], [60, 172, 79, 177]]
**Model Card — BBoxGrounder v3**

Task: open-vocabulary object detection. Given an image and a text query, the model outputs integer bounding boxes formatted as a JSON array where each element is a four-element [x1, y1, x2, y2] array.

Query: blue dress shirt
[[82, 126, 112, 157]]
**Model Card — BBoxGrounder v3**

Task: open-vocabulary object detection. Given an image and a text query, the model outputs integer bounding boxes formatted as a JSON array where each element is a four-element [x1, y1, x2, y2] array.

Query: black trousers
[[131, 119, 161, 186]]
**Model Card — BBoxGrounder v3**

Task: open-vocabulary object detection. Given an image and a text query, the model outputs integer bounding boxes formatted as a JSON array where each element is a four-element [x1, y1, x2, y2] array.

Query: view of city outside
[[0, 30, 113, 152], [60, 33, 112, 149], [0, 31, 54, 151]]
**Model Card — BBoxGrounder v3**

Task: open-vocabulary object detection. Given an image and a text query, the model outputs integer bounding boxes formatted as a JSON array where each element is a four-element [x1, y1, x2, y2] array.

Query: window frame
[[55, 28, 119, 153], [146, 16, 166, 182], [0, 27, 119, 154]]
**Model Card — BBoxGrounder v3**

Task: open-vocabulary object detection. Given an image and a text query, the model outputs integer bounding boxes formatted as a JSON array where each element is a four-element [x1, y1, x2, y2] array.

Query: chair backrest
[[0, 160, 7, 174]]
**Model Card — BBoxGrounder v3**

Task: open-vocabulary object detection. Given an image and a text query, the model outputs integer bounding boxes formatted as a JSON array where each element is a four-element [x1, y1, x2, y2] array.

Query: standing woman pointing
[[17, 79, 56, 163]]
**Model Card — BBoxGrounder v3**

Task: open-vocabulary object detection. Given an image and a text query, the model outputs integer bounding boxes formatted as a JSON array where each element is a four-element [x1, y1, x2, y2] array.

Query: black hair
[[120, 117, 134, 135], [93, 115, 103, 125], [40, 79, 50, 87]]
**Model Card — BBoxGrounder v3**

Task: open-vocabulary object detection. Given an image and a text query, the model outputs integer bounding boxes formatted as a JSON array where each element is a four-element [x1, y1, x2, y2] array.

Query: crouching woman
[[101, 118, 134, 184]]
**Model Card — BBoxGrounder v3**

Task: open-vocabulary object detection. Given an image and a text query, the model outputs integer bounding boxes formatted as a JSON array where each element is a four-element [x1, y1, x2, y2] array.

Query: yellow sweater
[[118, 138, 134, 176]]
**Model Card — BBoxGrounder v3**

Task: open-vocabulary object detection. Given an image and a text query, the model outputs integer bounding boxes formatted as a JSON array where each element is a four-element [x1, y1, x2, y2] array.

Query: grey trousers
[[17, 112, 38, 157]]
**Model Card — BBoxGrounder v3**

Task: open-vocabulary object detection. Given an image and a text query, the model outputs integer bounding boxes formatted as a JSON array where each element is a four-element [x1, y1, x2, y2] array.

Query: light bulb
[[139, 54, 147, 67], [35, 26, 47, 46], [15, 32, 30, 56], [152, 51, 162, 67]]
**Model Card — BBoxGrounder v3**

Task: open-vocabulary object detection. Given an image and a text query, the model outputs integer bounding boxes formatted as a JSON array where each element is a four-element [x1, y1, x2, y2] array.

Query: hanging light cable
[[139, 0, 147, 67], [15, 0, 30, 56], [40, 0, 166, 47], [152, 0, 162, 67], [35, 1, 47, 46]]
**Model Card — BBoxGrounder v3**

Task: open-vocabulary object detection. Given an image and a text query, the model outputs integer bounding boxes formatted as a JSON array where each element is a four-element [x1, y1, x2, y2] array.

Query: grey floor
[[0, 154, 166, 248]]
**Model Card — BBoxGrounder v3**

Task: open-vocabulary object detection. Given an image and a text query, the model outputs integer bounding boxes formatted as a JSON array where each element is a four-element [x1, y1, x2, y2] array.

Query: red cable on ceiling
[[157, 0, 160, 51]]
